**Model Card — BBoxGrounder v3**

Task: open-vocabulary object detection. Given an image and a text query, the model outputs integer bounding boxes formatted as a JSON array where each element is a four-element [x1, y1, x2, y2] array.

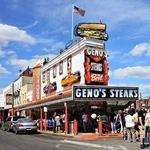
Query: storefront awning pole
[[64, 102, 69, 134], [40, 107, 43, 131]]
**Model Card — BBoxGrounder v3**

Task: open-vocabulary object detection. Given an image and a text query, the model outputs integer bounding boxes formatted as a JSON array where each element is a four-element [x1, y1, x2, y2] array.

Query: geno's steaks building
[[17, 23, 139, 135]]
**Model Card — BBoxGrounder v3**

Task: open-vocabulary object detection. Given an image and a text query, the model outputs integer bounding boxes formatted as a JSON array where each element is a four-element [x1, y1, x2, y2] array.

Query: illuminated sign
[[84, 46, 109, 85], [6, 94, 13, 105], [86, 47, 106, 58], [74, 23, 108, 41], [43, 82, 57, 94], [91, 73, 103, 82], [61, 71, 81, 87], [14, 90, 20, 97], [73, 86, 139, 101], [91, 63, 102, 72]]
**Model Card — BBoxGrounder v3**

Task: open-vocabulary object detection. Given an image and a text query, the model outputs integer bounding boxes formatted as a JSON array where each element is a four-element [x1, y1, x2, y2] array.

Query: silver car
[[2, 116, 25, 131], [12, 118, 37, 134]]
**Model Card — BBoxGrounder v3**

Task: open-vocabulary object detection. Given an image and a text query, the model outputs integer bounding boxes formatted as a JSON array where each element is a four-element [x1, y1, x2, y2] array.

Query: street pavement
[[0, 130, 149, 150]]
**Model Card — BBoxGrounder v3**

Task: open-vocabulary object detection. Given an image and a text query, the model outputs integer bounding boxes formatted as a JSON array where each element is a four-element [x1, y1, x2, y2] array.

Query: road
[[0, 130, 149, 150]]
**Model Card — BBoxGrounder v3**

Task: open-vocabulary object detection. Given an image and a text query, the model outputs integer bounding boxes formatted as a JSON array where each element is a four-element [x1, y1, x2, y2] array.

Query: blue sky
[[0, 0, 150, 98]]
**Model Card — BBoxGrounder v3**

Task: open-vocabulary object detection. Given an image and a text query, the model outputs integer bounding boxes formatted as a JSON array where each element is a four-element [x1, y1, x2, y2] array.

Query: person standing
[[115, 110, 123, 133], [109, 109, 116, 133], [82, 112, 88, 133], [101, 112, 108, 133], [91, 112, 97, 133], [125, 109, 135, 142], [55, 113, 61, 132], [138, 103, 147, 149], [145, 107, 150, 144], [133, 109, 139, 142]]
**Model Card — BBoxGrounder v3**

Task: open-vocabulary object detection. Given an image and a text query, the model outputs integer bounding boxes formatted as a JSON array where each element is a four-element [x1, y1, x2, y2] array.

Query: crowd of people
[[36, 102, 150, 149], [80, 102, 150, 149], [123, 103, 150, 149]]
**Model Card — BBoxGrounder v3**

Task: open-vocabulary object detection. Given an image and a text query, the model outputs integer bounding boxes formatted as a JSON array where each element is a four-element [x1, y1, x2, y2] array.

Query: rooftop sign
[[73, 85, 139, 101], [74, 23, 108, 41]]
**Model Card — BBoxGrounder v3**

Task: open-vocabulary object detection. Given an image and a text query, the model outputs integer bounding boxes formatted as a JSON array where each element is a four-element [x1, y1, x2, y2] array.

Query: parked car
[[2, 116, 25, 131], [12, 118, 37, 134]]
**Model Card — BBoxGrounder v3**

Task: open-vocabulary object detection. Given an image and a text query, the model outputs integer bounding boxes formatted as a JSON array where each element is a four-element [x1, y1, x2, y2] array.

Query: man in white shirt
[[125, 109, 135, 142]]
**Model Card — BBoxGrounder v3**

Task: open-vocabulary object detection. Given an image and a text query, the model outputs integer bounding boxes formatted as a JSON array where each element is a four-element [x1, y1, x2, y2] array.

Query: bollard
[[44, 112, 47, 131], [98, 117, 102, 136], [73, 119, 78, 135]]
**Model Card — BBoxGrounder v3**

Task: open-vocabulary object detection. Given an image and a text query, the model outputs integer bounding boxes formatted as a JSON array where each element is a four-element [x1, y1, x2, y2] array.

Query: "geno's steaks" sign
[[73, 86, 139, 101]]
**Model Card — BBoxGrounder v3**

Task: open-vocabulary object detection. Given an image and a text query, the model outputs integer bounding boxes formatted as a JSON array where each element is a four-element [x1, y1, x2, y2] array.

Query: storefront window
[[59, 61, 63, 75], [53, 65, 57, 78], [67, 56, 72, 74], [46, 69, 50, 82], [42, 71, 46, 83]]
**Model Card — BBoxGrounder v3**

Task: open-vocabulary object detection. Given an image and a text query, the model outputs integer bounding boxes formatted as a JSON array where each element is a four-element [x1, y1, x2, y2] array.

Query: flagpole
[[71, 4, 74, 40]]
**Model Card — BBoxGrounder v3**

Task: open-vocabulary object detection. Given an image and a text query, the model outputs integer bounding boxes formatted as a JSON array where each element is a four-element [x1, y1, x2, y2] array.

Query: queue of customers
[[80, 103, 150, 149], [38, 102, 150, 149]]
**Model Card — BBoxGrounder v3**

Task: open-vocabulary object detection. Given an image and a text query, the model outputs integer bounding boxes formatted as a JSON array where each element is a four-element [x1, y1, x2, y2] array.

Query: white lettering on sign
[[86, 47, 106, 57], [109, 89, 138, 98], [91, 74, 103, 82], [91, 62, 102, 71], [76, 89, 82, 97], [74, 87, 139, 100]]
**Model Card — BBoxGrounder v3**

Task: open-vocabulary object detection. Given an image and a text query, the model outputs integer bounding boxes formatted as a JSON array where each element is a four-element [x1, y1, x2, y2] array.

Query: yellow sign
[[61, 72, 80, 86]]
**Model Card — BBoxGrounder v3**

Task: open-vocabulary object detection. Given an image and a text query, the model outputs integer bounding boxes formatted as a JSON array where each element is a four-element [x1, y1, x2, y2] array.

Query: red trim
[[44, 112, 47, 131], [14, 89, 72, 110], [64, 102, 69, 134]]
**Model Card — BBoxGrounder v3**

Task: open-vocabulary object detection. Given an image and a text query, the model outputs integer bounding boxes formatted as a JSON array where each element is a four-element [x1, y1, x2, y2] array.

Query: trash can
[[69, 121, 74, 134]]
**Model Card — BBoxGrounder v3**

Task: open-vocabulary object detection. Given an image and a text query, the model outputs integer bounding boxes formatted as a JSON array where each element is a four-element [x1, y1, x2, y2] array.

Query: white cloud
[[139, 84, 150, 91], [0, 88, 3, 94], [0, 50, 5, 57], [0, 24, 36, 44], [0, 49, 16, 58], [137, 84, 150, 99], [8, 53, 56, 69], [38, 38, 65, 52], [0, 64, 10, 75], [113, 66, 150, 79], [0, 23, 36, 59], [130, 43, 150, 56], [8, 58, 34, 68]]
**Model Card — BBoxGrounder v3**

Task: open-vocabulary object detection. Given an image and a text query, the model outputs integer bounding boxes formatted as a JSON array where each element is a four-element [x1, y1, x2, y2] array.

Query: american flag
[[74, 6, 85, 16]]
